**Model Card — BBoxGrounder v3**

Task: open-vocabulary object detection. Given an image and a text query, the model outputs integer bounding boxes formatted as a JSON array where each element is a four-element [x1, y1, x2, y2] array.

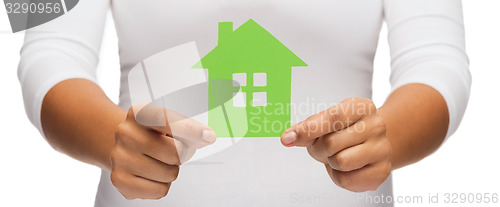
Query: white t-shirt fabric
[[18, 0, 471, 206]]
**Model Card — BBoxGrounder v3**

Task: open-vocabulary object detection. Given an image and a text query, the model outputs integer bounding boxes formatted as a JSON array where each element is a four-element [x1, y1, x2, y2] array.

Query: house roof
[[193, 19, 307, 70]]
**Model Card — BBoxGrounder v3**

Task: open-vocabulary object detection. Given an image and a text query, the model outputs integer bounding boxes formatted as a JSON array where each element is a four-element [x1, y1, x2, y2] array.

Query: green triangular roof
[[193, 19, 307, 69]]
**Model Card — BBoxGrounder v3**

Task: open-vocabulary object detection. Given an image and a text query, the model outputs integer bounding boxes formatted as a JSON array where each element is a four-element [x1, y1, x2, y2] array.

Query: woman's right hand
[[110, 104, 216, 200]]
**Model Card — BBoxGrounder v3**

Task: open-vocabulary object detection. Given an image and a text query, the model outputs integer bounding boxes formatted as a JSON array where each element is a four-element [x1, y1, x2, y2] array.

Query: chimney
[[218, 22, 233, 46]]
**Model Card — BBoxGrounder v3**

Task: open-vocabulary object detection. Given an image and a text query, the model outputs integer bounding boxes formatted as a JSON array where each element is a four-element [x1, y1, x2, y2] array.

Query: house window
[[253, 73, 267, 86], [233, 92, 246, 107], [232, 73, 246, 87], [232, 72, 268, 107], [253, 92, 267, 106]]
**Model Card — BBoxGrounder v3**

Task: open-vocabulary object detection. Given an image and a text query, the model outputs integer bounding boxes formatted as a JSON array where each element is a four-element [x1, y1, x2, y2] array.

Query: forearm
[[379, 83, 449, 169], [41, 78, 127, 171]]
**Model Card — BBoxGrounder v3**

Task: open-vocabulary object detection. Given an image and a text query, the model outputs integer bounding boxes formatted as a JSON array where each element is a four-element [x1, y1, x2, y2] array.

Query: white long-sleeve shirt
[[18, 0, 471, 206]]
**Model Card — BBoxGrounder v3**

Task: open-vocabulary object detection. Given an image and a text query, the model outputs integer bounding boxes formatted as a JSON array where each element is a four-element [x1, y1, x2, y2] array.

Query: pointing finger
[[133, 103, 216, 149], [281, 97, 376, 147]]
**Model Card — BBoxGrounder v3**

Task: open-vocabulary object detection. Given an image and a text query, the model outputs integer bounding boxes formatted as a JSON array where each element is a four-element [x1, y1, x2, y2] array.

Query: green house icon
[[193, 19, 307, 137]]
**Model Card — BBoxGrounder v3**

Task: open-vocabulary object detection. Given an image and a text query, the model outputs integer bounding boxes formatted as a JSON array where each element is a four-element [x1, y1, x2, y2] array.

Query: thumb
[[132, 103, 171, 134], [133, 103, 216, 149]]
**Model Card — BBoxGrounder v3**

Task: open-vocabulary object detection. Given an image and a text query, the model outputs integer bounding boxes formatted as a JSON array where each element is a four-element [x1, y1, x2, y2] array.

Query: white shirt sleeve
[[384, 0, 472, 140], [17, 0, 110, 136]]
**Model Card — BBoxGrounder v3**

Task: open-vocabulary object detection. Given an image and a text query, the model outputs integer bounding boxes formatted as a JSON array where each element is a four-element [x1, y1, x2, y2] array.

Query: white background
[[0, 1, 498, 206]]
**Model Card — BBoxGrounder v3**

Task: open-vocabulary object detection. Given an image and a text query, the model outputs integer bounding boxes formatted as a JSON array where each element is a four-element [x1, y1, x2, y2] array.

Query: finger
[[116, 122, 182, 165], [326, 160, 391, 192], [133, 103, 216, 149], [143, 135, 182, 165], [131, 103, 171, 134], [281, 97, 376, 147], [327, 138, 391, 172], [112, 145, 180, 183], [110, 170, 172, 200], [173, 139, 196, 164], [139, 132, 194, 165], [121, 110, 197, 164], [134, 155, 180, 183], [165, 109, 216, 149], [308, 120, 369, 162]]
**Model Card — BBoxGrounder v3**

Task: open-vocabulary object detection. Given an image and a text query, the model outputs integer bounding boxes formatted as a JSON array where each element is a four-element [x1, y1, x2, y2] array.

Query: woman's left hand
[[281, 97, 392, 192]]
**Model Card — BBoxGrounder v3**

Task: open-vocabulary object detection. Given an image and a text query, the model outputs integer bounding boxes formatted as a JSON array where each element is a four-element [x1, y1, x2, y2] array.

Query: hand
[[110, 104, 216, 200], [280, 97, 392, 192]]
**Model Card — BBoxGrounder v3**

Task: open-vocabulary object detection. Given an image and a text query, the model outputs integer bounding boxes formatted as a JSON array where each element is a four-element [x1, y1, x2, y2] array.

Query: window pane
[[253, 73, 267, 86], [253, 92, 267, 106], [233, 92, 246, 107], [232, 73, 246, 86]]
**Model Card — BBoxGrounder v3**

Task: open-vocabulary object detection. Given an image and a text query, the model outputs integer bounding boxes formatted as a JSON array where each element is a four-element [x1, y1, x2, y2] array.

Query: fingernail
[[282, 131, 297, 145], [202, 129, 216, 144]]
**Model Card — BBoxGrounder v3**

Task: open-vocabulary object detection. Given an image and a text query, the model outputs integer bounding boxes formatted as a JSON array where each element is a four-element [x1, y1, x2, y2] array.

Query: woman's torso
[[95, 0, 393, 206]]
